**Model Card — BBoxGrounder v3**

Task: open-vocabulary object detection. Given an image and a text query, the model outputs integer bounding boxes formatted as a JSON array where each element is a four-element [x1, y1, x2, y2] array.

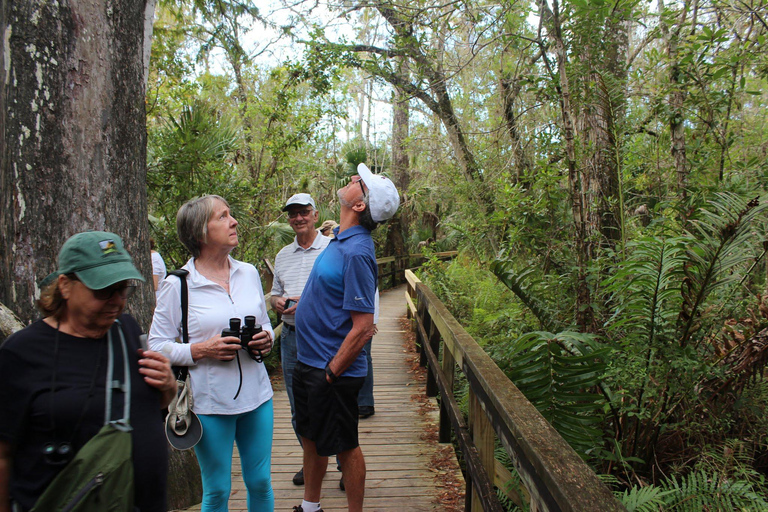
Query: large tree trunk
[[2, 2, 203, 507], [1, 0, 154, 329], [580, 8, 629, 250]]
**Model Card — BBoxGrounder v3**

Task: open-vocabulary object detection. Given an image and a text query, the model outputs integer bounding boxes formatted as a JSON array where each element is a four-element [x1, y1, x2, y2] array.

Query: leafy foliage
[[501, 331, 608, 456], [147, 100, 255, 267], [660, 470, 768, 511]]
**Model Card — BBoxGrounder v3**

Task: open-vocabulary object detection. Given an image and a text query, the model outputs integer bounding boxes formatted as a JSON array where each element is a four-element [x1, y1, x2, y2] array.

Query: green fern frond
[[617, 484, 669, 512], [678, 193, 766, 347], [661, 470, 768, 511], [604, 236, 686, 348]]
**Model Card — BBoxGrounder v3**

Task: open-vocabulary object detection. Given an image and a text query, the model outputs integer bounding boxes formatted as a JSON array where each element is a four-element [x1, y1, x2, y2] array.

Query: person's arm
[[326, 310, 374, 381], [148, 275, 239, 363], [152, 274, 160, 291], [269, 260, 286, 312], [0, 441, 10, 512], [248, 266, 276, 357], [137, 349, 178, 408]]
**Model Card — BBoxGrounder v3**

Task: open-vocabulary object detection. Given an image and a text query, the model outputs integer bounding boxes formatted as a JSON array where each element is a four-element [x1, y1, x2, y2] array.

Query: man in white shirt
[[270, 193, 331, 486]]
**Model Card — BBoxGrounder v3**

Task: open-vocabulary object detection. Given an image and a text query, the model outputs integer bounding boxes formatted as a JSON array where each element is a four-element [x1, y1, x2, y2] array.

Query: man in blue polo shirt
[[292, 164, 399, 512]]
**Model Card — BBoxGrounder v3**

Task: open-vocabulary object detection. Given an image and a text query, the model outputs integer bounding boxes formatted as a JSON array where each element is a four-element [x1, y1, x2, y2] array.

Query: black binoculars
[[222, 316, 264, 362]]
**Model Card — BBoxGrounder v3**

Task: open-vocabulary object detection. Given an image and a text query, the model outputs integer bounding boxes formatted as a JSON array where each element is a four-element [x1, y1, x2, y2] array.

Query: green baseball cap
[[57, 231, 145, 290]]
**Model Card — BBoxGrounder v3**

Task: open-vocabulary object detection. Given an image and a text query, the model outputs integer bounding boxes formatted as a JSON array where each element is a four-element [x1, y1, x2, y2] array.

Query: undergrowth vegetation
[[418, 192, 768, 510]]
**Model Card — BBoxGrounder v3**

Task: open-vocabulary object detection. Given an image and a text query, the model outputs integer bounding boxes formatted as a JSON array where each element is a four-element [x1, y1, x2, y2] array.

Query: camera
[[284, 299, 297, 310], [222, 316, 264, 362]]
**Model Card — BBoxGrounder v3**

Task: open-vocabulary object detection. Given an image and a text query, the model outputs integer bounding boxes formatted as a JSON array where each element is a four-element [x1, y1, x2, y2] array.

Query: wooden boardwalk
[[181, 285, 463, 511]]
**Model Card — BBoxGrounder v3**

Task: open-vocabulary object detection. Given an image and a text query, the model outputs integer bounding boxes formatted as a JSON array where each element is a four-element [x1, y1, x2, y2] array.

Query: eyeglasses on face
[[351, 175, 366, 198], [68, 275, 137, 301], [287, 208, 314, 219]]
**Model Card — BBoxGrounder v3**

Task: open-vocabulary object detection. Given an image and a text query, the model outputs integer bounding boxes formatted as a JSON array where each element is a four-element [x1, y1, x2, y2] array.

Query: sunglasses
[[287, 208, 314, 219], [68, 275, 136, 300]]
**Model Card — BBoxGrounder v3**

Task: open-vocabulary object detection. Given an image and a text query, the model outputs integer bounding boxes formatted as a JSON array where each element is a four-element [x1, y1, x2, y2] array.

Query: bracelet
[[325, 362, 338, 383]]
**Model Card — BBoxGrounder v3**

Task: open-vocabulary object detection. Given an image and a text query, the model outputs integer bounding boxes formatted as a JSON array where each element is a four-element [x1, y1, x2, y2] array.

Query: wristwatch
[[325, 362, 338, 383]]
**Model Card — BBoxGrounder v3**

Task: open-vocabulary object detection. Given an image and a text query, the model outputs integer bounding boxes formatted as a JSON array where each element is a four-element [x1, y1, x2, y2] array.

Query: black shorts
[[293, 361, 365, 457]]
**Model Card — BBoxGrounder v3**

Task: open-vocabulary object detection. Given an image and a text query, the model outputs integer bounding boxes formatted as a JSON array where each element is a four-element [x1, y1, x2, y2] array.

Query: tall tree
[[660, 0, 692, 202], [304, 1, 496, 214], [386, 57, 411, 272], [1, 0, 156, 330]]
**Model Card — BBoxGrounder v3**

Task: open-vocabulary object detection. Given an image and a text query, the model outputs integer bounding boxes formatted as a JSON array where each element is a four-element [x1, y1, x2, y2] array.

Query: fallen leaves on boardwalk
[[400, 316, 465, 512]]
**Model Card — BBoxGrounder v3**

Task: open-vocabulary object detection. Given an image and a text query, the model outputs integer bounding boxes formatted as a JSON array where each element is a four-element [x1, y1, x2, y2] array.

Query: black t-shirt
[[0, 315, 168, 511]]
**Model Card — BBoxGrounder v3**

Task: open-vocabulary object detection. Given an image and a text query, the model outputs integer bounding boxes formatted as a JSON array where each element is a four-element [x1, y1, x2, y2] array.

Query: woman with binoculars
[[149, 195, 275, 512]]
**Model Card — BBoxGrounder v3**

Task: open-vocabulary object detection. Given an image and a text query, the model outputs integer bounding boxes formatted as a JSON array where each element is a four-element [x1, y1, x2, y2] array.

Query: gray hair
[[359, 195, 379, 231], [176, 195, 230, 258]]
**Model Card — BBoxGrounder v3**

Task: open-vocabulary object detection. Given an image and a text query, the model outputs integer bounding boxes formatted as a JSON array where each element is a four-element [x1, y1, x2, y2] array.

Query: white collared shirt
[[148, 256, 274, 415], [270, 230, 331, 326]]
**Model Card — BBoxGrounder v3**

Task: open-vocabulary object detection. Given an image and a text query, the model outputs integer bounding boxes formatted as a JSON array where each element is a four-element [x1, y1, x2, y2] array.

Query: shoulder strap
[[168, 269, 190, 381], [105, 321, 131, 429]]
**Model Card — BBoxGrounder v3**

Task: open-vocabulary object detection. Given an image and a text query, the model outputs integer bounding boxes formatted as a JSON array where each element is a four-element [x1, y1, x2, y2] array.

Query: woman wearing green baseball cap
[[0, 231, 177, 512]]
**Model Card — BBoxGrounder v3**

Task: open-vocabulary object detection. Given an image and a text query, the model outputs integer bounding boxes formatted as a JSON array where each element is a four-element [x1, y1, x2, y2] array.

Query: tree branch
[[0, 302, 24, 344]]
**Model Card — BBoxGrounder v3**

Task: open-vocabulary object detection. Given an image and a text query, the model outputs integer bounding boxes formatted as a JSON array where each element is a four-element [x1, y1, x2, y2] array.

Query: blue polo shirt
[[295, 225, 377, 377]]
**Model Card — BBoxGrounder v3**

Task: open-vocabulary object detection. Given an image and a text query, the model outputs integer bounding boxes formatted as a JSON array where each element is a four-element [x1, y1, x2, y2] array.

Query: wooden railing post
[[416, 296, 429, 370], [439, 343, 455, 443], [425, 309, 440, 398], [469, 388, 497, 511]]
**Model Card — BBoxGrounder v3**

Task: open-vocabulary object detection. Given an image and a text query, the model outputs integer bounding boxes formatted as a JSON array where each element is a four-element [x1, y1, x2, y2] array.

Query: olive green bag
[[31, 322, 135, 512]]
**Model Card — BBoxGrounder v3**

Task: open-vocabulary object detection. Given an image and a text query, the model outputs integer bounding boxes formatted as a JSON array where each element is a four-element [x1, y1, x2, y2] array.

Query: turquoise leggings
[[195, 399, 274, 512]]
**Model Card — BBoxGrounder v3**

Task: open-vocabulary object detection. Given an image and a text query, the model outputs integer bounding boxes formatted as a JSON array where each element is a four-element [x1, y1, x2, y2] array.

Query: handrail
[[405, 269, 626, 512], [377, 251, 457, 290], [261, 251, 457, 351]]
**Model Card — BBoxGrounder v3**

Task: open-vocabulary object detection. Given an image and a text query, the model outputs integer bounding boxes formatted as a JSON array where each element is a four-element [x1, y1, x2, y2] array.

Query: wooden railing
[[405, 269, 626, 512], [377, 251, 457, 290]]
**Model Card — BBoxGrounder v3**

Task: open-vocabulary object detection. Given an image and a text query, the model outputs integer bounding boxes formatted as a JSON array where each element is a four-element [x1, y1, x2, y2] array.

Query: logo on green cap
[[99, 239, 118, 255]]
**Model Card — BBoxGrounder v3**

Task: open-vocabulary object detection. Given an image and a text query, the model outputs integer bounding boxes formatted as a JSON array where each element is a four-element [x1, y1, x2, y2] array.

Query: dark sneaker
[[292, 468, 304, 486], [359, 406, 375, 419], [339, 475, 345, 491], [293, 507, 323, 512]]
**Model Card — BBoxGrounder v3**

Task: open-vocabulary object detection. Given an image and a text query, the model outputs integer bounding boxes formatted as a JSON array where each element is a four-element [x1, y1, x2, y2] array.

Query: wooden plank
[[176, 285, 464, 512]]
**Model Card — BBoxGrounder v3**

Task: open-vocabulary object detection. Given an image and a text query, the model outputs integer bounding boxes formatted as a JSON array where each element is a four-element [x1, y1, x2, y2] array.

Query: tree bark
[[386, 64, 410, 277], [0, 301, 24, 343], [1, 0, 155, 329], [3, 3, 204, 507], [499, 72, 533, 187], [660, 0, 691, 202], [541, 0, 596, 331]]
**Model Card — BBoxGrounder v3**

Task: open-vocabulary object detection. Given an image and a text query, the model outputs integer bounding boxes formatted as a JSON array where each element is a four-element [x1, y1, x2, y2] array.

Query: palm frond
[[491, 259, 562, 332], [504, 331, 607, 455]]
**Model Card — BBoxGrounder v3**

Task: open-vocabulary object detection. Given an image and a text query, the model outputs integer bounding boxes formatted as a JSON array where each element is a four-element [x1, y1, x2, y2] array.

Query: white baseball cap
[[282, 193, 316, 211], [357, 163, 400, 222]]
